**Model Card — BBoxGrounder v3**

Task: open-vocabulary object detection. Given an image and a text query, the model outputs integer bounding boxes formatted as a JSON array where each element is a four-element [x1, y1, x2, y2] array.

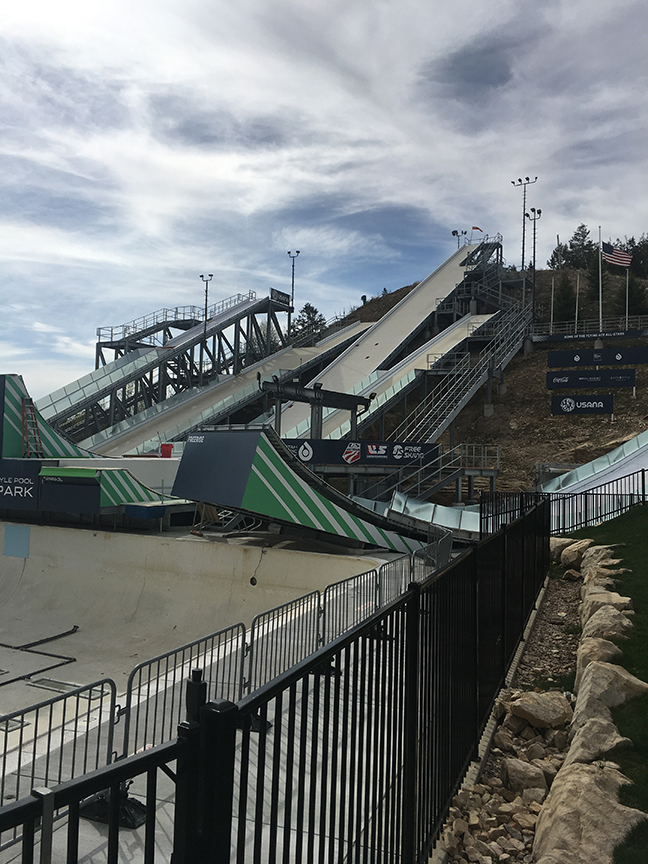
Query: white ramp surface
[[280, 245, 479, 434]]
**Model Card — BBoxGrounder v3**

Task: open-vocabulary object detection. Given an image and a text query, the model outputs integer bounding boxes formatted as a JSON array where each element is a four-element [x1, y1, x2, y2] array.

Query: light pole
[[199, 273, 213, 386], [525, 208, 541, 324], [451, 229, 467, 248], [287, 251, 300, 339], [511, 176, 538, 306]]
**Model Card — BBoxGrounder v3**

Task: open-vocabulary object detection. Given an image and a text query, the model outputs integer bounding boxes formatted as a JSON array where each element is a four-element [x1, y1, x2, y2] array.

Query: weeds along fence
[[480, 468, 648, 536], [0, 501, 550, 864]]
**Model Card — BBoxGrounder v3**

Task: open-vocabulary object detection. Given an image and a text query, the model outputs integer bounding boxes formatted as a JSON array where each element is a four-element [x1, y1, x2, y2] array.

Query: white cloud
[[0, 0, 645, 396]]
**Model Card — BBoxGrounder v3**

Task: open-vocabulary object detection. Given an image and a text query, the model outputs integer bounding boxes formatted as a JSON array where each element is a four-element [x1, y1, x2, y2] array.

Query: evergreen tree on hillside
[[553, 272, 576, 322], [612, 273, 648, 317], [547, 241, 569, 269], [291, 302, 327, 337], [565, 224, 596, 269]]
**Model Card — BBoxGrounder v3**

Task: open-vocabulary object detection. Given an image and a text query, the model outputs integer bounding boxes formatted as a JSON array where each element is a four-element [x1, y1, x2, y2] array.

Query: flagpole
[[575, 272, 580, 332], [626, 268, 629, 330], [598, 226, 603, 332]]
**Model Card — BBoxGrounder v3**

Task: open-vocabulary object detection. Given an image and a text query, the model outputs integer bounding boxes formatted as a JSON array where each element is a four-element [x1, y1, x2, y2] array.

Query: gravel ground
[[512, 573, 582, 690]]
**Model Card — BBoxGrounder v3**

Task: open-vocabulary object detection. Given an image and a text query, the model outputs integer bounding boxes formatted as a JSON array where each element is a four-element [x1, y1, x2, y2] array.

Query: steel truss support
[[55, 294, 290, 442]]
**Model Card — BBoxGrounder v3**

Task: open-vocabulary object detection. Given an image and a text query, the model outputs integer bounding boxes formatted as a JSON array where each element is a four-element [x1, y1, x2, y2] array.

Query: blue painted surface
[[3, 523, 30, 558]]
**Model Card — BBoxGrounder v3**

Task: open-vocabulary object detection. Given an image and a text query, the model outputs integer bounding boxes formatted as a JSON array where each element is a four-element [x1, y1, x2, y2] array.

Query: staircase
[[22, 399, 45, 458]]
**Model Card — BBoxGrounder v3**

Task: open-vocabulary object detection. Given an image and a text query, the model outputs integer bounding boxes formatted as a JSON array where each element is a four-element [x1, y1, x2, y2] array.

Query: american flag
[[602, 242, 632, 267]]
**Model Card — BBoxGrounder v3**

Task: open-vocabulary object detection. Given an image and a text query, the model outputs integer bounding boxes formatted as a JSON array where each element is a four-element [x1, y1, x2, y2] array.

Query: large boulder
[[575, 637, 622, 692], [509, 690, 573, 729], [580, 591, 633, 626], [581, 605, 634, 640], [563, 717, 631, 768], [560, 539, 595, 569], [580, 544, 624, 573], [501, 757, 547, 793], [533, 762, 646, 864], [571, 661, 648, 736], [550, 536, 578, 562]]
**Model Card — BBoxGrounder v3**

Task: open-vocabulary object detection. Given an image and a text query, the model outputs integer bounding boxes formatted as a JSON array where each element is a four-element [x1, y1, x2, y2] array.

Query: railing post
[[402, 582, 421, 864], [197, 700, 239, 863], [172, 721, 201, 864], [32, 787, 54, 864]]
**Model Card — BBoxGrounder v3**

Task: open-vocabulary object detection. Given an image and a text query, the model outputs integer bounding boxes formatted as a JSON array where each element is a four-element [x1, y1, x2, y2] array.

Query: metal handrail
[[532, 314, 648, 337], [96, 292, 257, 343], [389, 305, 531, 443]]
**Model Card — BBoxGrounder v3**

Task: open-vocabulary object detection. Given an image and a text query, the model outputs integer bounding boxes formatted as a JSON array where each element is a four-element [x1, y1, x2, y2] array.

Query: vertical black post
[[643, 469, 646, 504], [198, 700, 239, 862], [402, 583, 421, 864], [172, 721, 201, 864]]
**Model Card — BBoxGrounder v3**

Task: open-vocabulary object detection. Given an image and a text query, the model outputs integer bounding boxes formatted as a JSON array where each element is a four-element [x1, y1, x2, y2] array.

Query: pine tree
[[565, 224, 596, 269], [612, 273, 648, 317], [291, 303, 327, 337], [553, 272, 576, 322]]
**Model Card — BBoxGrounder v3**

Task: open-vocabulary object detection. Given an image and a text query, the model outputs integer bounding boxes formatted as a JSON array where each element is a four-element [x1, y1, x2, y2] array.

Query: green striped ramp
[[243, 434, 425, 554], [3, 375, 98, 459]]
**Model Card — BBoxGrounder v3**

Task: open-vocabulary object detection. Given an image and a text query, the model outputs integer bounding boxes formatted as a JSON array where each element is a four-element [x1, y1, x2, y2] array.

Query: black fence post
[[172, 720, 201, 864], [402, 582, 421, 864], [198, 699, 239, 863]]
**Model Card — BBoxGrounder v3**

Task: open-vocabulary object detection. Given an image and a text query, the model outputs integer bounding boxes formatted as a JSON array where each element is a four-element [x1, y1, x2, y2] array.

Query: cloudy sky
[[1, 0, 646, 399]]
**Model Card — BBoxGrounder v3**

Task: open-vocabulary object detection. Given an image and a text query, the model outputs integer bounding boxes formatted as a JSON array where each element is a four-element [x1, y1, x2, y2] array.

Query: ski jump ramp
[[542, 429, 648, 494], [281, 244, 480, 436]]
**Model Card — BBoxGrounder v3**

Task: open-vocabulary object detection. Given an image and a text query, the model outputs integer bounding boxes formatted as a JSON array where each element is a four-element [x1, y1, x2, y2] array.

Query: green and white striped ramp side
[[1, 375, 98, 459], [39, 466, 161, 508], [172, 429, 430, 554]]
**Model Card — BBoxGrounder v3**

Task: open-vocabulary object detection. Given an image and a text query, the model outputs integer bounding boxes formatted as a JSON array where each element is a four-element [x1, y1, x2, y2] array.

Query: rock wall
[[435, 539, 647, 864]]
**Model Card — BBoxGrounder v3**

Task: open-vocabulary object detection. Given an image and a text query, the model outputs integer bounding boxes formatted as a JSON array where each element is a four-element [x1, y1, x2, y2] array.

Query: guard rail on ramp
[[541, 428, 648, 494], [283, 313, 494, 440], [279, 244, 481, 433], [171, 428, 452, 555], [81, 321, 369, 457]]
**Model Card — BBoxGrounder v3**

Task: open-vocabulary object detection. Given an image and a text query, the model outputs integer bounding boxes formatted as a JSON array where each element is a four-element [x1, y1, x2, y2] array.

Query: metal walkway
[[35, 291, 291, 441], [82, 322, 369, 456]]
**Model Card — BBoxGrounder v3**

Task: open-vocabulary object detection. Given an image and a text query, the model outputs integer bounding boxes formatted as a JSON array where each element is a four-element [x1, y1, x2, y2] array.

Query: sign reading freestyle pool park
[[551, 395, 614, 415], [546, 369, 636, 389]]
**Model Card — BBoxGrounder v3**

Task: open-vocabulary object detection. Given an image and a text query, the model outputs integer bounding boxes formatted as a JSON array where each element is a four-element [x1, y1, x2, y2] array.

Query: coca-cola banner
[[283, 439, 439, 466], [546, 370, 635, 389]]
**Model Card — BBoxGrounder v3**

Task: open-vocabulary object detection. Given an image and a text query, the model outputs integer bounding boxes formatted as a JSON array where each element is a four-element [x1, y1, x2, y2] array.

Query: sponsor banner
[[270, 288, 291, 306], [283, 439, 438, 467], [548, 347, 648, 367], [535, 329, 648, 344], [546, 369, 636, 389], [0, 459, 41, 511], [551, 395, 614, 415]]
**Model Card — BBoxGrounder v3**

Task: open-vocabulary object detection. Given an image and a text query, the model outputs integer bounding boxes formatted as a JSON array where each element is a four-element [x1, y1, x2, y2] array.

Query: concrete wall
[[0, 521, 383, 697]]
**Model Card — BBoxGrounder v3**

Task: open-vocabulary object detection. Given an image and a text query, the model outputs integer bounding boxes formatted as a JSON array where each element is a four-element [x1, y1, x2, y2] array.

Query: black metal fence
[[0, 505, 549, 862], [480, 468, 647, 536]]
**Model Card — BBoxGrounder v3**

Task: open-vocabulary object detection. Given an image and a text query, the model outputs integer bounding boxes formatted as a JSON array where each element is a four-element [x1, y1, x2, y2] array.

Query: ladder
[[22, 399, 45, 458]]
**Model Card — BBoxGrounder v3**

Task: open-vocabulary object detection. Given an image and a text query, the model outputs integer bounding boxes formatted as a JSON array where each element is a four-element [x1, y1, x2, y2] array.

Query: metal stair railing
[[96, 292, 257, 346], [389, 306, 531, 443], [359, 443, 501, 502], [21, 399, 44, 458]]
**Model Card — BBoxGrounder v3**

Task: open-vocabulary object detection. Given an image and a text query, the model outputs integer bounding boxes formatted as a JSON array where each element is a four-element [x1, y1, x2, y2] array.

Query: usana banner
[[551, 395, 614, 415]]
